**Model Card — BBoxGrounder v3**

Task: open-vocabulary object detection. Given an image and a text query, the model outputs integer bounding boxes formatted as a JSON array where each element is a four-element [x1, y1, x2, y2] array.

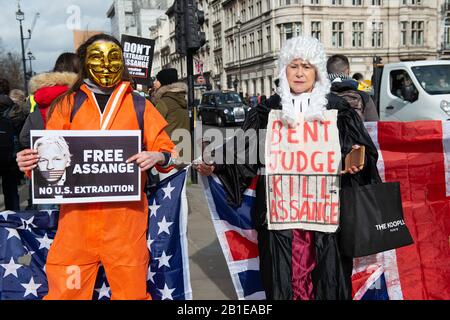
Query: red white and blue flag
[[0, 169, 192, 300], [352, 121, 450, 300], [203, 121, 450, 300], [201, 175, 265, 300]]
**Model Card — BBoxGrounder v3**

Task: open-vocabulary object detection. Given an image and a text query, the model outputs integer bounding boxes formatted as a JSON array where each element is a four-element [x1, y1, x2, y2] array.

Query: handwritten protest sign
[[265, 110, 342, 233], [30, 130, 141, 204]]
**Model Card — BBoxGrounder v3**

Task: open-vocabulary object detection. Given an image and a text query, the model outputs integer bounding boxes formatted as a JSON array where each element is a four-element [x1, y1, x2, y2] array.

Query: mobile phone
[[344, 146, 365, 171]]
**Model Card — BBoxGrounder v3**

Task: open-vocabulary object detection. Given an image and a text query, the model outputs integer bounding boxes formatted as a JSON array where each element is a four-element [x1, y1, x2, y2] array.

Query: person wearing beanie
[[194, 36, 382, 300], [154, 68, 189, 147]]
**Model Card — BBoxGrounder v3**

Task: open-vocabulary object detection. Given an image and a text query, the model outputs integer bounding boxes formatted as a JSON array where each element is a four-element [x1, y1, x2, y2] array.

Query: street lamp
[[26, 50, 36, 80], [16, 3, 31, 96], [236, 18, 242, 94]]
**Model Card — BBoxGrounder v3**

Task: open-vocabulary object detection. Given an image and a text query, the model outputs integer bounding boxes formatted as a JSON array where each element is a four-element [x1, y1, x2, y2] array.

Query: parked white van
[[376, 60, 450, 121]]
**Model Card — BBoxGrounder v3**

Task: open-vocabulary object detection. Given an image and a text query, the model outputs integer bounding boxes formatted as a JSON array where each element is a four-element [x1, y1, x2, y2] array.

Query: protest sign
[[30, 130, 141, 204], [265, 110, 342, 233], [121, 34, 155, 86]]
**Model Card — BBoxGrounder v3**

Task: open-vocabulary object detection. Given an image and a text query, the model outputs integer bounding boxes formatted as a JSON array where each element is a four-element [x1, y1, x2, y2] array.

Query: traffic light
[[184, 0, 206, 52], [174, 0, 186, 55]]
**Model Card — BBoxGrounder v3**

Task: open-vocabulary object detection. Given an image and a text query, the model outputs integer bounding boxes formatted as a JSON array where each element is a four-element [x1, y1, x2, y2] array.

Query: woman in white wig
[[196, 36, 381, 300]]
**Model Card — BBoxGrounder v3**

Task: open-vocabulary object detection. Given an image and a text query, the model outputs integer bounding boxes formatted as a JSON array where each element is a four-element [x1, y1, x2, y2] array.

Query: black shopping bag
[[339, 182, 414, 258]]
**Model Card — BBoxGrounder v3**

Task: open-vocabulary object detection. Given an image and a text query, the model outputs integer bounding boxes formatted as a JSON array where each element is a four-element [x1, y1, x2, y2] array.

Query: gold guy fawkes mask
[[85, 41, 124, 88]]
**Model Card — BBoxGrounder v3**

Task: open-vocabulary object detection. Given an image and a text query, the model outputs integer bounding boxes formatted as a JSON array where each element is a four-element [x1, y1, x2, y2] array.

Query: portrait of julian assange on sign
[[30, 130, 141, 204], [265, 110, 342, 233]]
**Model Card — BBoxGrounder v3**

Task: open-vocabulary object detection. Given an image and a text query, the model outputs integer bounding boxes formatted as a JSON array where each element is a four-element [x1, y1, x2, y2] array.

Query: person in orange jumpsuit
[[16, 34, 175, 300]]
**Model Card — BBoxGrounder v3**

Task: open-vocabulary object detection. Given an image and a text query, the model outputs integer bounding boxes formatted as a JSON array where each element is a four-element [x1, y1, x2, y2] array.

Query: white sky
[[0, 0, 113, 73]]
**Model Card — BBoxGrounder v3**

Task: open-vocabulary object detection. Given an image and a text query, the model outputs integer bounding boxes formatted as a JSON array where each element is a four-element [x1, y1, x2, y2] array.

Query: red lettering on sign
[[327, 151, 336, 173], [320, 177, 331, 200], [269, 150, 281, 171], [313, 202, 326, 223], [289, 176, 296, 197], [311, 152, 324, 172], [271, 120, 283, 145], [322, 121, 331, 142], [304, 121, 319, 143], [287, 127, 299, 144], [277, 200, 288, 221], [290, 199, 300, 221], [281, 152, 294, 170], [301, 177, 314, 199], [296, 151, 308, 172], [330, 202, 339, 224], [299, 201, 309, 221], [270, 199, 278, 222], [272, 176, 282, 197]]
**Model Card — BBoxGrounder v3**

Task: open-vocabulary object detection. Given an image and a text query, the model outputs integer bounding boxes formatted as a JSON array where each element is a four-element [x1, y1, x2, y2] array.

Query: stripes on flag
[[355, 121, 450, 300], [201, 175, 266, 300]]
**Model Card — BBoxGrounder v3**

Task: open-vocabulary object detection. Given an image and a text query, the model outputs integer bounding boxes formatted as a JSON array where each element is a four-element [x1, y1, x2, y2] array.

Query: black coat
[[213, 93, 381, 300]]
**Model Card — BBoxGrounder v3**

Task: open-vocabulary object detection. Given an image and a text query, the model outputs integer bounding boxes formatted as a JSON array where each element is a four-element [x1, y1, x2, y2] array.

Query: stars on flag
[[19, 217, 37, 231], [155, 251, 172, 269], [1, 257, 22, 278], [157, 216, 173, 235], [158, 283, 175, 300], [162, 182, 175, 200], [0, 211, 15, 221], [36, 233, 53, 251], [21, 277, 42, 298], [5, 227, 21, 240], [95, 282, 111, 299], [149, 200, 160, 218]]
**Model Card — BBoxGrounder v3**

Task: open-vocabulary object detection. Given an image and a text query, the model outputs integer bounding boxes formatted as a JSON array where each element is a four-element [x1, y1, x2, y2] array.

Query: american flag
[[0, 168, 191, 300], [200, 174, 265, 300]]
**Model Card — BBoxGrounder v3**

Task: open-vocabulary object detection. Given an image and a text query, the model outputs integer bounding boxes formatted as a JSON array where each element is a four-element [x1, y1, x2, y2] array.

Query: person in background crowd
[[1, 78, 26, 210], [16, 33, 175, 300], [327, 55, 379, 121], [20, 52, 80, 149], [152, 68, 189, 180], [154, 68, 189, 145], [194, 35, 381, 300], [352, 72, 364, 82], [9, 89, 27, 116]]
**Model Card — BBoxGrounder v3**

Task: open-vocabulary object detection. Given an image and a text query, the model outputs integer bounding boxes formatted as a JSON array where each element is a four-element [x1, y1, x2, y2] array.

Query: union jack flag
[[0, 169, 191, 300], [200, 174, 265, 300]]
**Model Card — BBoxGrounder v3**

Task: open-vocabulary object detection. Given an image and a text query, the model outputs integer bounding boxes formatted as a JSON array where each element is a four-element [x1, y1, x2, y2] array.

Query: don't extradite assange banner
[[265, 110, 342, 233], [121, 34, 155, 86], [30, 130, 141, 204]]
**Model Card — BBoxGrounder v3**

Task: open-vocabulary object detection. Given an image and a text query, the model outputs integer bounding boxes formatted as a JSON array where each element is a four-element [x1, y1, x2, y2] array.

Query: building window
[[257, 30, 263, 55], [332, 22, 345, 48], [445, 19, 450, 49], [352, 22, 364, 48], [352, 0, 363, 6], [371, 22, 383, 48], [400, 21, 408, 46], [279, 22, 302, 46], [332, 0, 343, 5], [311, 21, 321, 41], [411, 21, 424, 46], [266, 26, 272, 52]]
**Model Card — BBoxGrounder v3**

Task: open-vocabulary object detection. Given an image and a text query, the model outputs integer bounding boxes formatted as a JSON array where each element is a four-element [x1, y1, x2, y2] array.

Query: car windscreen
[[215, 93, 242, 104], [411, 65, 450, 95]]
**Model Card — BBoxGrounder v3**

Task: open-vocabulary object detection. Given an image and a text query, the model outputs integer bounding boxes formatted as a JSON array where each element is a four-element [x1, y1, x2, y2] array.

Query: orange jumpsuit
[[43, 82, 174, 300]]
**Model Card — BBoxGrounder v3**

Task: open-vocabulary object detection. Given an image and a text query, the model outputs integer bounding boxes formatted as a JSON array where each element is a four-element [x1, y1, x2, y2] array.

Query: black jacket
[[212, 93, 381, 300]]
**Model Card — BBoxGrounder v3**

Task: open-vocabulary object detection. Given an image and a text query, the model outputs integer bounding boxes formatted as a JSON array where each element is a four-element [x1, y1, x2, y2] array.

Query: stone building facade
[[131, 0, 450, 96]]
